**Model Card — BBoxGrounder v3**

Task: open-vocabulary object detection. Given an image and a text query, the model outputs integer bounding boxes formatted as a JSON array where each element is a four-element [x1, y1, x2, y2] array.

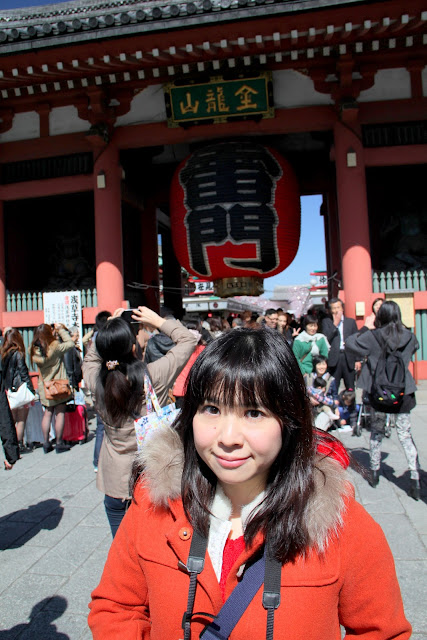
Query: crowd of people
[[0, 297, 421, 503], [249, 298, 420, 499], [0, 322, 86, 466], [0, 297, 421, 639]]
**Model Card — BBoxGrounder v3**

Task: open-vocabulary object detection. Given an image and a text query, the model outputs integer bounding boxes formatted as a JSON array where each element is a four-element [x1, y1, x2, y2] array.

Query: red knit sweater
[[219, 536, 246, 601]]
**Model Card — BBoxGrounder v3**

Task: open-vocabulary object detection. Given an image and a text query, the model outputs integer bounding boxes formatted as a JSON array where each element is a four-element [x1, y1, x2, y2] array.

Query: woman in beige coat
[[30, 324, 74, 454], [83, 306, 197, 536]]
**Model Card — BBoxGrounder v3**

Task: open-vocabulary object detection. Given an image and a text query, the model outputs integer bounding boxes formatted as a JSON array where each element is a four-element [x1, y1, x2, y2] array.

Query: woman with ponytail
[[83, 306, 197, 536]]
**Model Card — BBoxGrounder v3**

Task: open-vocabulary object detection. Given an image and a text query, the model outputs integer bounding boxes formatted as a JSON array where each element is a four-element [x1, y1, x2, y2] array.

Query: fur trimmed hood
[[135, 425, 352, 551]]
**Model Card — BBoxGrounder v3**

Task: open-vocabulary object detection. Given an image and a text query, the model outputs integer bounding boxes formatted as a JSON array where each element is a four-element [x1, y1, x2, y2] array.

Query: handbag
[[44, 379, 72, 401], [6, 383, 37, 410], [134, 374, 180, 450]]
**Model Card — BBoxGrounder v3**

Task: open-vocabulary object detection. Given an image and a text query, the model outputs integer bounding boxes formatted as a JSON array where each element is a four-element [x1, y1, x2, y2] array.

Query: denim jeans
[[93, 413, 105, 468], [104, 495, 131, 537]]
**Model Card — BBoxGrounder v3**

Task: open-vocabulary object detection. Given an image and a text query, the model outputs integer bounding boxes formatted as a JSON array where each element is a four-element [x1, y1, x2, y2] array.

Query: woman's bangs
[[195, 357, 274, 412]]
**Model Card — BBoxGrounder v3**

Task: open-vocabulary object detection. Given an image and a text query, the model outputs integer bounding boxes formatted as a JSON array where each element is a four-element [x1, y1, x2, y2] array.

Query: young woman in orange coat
[[89, 329, 411, 640]]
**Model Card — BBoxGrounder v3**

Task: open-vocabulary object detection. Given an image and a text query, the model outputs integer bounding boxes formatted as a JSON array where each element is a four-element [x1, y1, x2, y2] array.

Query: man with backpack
[[346, 301, 421, 500]]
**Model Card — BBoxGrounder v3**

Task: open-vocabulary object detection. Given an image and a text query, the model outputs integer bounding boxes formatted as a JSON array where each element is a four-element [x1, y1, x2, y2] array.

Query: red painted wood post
[[93, 144, 125, 313], [333, 120, 373, 320]]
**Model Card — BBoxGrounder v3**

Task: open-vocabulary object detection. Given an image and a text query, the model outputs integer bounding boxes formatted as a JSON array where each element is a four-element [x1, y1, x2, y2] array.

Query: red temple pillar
[[93, 144, 124, 312], [0, 200, 6, 324], [334, 121, 372, 320]]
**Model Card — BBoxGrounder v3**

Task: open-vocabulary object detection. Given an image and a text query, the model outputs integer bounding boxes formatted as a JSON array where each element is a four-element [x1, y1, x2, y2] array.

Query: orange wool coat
[[89, 428, 411, 640]]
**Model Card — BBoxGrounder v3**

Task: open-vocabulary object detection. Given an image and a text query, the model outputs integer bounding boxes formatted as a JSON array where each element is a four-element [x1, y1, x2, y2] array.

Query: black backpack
[[369, 332, 406, 413]]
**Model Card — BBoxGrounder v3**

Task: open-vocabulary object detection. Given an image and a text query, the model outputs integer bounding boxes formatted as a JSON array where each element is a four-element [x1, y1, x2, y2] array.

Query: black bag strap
[[263, 554, 282, 638], [182, 530, 281, 640], [182, 530, 208, 640]]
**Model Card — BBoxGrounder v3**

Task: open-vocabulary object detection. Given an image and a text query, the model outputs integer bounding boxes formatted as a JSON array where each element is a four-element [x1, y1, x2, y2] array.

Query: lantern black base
[[214, 277, 264, 298]]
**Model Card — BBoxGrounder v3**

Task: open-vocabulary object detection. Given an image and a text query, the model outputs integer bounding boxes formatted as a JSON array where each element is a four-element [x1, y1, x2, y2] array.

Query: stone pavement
[[1, 391, 427, 639]]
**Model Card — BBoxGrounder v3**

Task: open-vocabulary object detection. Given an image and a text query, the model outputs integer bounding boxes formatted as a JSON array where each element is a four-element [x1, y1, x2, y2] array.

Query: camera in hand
[[122, 310, 140, 334]]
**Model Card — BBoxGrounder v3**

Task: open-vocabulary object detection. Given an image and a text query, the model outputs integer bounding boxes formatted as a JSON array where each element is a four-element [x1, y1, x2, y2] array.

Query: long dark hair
[[174, 328, 315, 563], [374, 300, 404, 349], [2, 329, 25, 360], [95, 318, 146, 426], [30, 324, 56, 361]]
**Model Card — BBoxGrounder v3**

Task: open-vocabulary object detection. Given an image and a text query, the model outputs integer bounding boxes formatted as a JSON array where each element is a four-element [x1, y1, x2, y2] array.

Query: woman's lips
[[214, 455, 250, 469]]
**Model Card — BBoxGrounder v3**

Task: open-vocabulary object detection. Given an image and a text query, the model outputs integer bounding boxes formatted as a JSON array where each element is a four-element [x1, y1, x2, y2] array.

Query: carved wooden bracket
[[309, 55, 375, 106], [74, 87, 133, 127]]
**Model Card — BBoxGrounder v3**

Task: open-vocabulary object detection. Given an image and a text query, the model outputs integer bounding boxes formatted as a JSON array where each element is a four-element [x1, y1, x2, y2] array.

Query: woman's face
[[305, 322, 318, 336], [373, 299, 383, 315], [193, 402, 282, 497], [277, 314, 287, 330], [315, 361, 328, 376]]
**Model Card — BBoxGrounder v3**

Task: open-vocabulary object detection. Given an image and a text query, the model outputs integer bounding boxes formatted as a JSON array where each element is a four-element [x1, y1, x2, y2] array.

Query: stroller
[[355, 392, 392, 438]]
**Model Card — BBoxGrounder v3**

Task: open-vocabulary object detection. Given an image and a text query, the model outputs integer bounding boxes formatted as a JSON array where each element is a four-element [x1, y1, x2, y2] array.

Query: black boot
[[369, 470, 380, 487], [408, 479, 420, 501], [56, 441, 71, 454], [43, 442, 54, 454]]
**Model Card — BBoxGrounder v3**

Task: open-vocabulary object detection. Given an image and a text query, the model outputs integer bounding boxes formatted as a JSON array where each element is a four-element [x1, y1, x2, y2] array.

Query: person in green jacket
[[292, 314, 330, 375]]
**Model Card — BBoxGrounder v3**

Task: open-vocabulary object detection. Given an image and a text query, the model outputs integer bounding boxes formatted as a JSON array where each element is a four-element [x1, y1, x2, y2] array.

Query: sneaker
[[338, 424, 352, 433], [94, 466, 98, 473]]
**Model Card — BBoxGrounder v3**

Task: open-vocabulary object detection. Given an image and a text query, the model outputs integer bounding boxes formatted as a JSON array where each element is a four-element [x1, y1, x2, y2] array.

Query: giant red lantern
[[170, 141, 300, 297]]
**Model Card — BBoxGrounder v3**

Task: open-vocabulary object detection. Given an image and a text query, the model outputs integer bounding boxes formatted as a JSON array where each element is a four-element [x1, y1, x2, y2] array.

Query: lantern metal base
[[214, 277, 264, 298]]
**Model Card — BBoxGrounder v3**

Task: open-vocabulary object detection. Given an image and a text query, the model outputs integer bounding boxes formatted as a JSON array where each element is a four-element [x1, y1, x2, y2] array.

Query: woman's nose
[[218, 414, 244, 447]]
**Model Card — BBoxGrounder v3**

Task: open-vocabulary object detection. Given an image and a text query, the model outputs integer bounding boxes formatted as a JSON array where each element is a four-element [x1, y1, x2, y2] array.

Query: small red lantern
[[170, 141, 300, 297]]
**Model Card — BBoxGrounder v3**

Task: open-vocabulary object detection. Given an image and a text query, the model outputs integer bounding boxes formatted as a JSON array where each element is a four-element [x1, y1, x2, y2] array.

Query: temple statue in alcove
[[47, 235, 95, 290]]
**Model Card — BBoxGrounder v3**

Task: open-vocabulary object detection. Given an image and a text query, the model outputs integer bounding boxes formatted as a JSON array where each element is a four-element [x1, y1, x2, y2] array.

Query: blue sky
[[263, 194, 326, 295]]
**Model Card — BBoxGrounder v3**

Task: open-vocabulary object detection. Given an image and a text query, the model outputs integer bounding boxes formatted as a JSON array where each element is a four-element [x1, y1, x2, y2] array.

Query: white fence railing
[[6, 288, 98, 312], [372, 270, 426, 293]]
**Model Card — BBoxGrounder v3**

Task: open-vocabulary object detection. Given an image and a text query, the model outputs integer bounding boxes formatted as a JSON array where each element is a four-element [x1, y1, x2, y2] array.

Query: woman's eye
[[201, 404, 220, 415], [245, 409, 265, 419]]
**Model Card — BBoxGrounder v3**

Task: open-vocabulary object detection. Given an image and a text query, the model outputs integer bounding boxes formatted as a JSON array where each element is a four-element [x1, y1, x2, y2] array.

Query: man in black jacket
[[322, 298, 359, 391]]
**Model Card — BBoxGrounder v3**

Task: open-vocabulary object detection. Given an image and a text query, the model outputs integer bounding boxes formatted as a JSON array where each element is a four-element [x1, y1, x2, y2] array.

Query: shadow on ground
[[347, 446, 426, 503], [0, 499, 63, 550], [381, 464, 427, 505], [0, 596, 69, 639]]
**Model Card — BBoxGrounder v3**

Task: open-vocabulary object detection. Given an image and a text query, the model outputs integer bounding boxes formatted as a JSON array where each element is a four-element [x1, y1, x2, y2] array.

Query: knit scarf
[[296, 331, 330, 357]]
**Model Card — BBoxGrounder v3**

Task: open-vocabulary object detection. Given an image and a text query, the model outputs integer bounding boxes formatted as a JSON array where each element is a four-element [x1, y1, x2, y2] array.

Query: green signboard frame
[[164, 73, 274, 127]]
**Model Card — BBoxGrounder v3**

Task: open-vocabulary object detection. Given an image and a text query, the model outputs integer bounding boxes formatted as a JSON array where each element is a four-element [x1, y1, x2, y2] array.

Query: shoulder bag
[[134, 373, 179, 450], [44, 379, 72, 401], [7, 383, 37, 410]]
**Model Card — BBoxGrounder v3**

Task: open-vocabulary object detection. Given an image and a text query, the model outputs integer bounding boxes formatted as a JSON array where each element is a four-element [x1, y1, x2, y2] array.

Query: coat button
[[179, 527, 191, 541]]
